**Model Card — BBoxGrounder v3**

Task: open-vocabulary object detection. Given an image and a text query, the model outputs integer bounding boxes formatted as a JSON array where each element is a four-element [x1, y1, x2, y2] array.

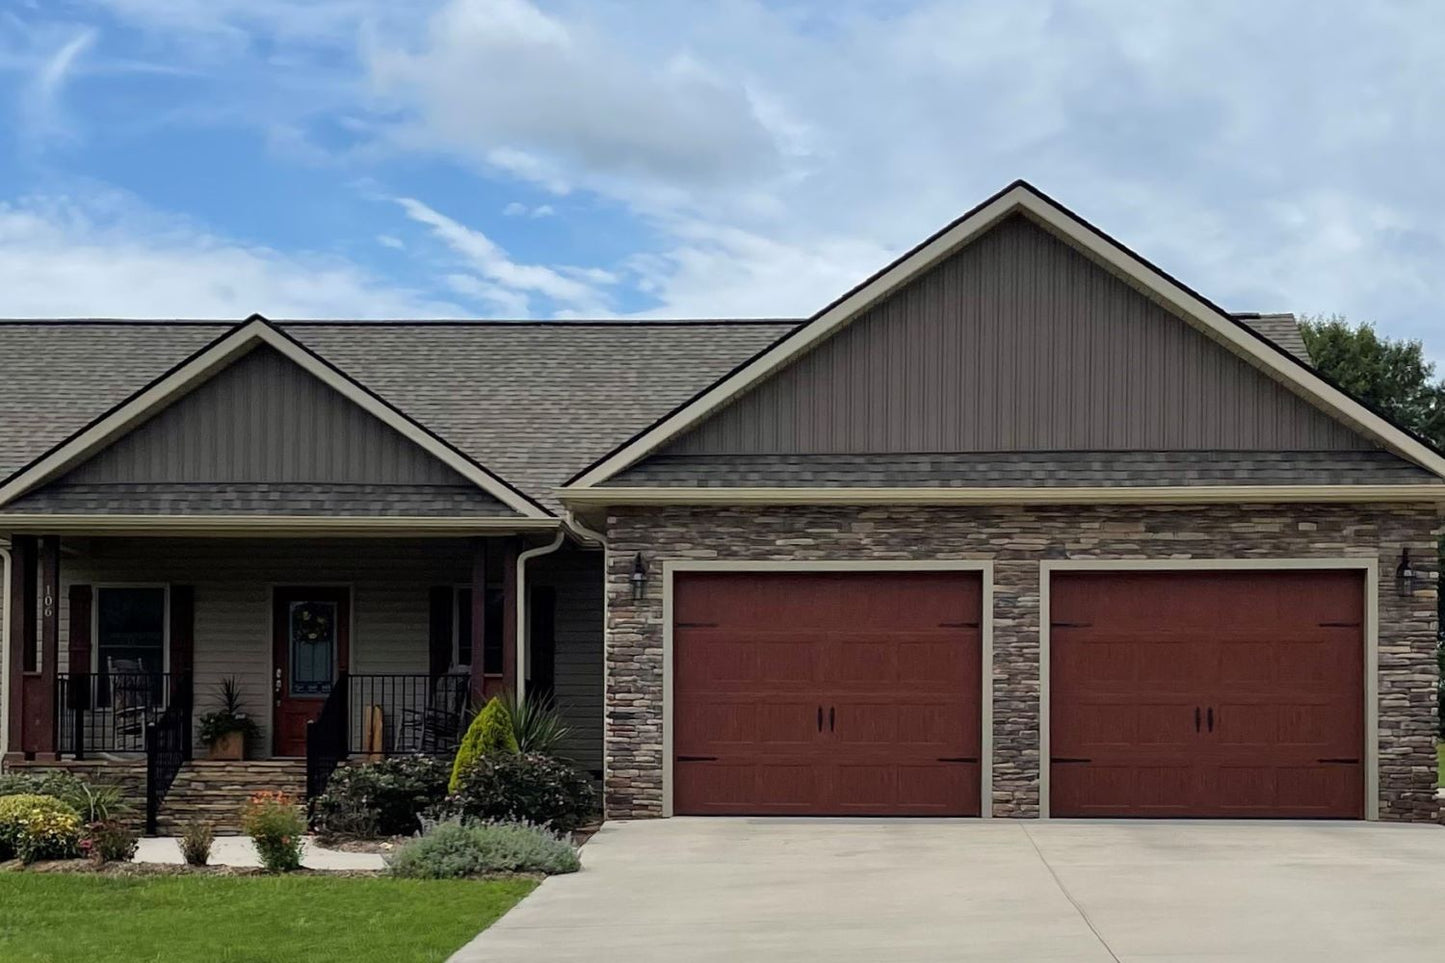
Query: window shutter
[[428, 586, 454, 676]]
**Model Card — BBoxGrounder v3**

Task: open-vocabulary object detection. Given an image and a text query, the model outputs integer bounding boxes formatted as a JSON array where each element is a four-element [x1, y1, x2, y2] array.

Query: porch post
[[5, 535, 37, 759], [502, 538, 520, 700], [469, 538, 488, 706], [67, 585, 93, 760], [36, 536, 59, 757]]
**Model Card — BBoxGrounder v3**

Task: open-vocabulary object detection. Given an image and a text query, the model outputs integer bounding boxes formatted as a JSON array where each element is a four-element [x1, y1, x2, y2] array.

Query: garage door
[[1049, 570, 1364, 818], [673, 571, 982, 816]]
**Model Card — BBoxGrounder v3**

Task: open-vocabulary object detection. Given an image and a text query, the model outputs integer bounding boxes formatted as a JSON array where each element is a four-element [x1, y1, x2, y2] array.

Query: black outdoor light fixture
[[1395, 547, 1419, 598], [631, 552, 648, 601]]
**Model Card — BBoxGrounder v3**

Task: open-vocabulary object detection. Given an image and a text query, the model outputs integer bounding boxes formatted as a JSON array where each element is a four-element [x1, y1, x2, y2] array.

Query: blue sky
[[0, 0, 1442, 353]]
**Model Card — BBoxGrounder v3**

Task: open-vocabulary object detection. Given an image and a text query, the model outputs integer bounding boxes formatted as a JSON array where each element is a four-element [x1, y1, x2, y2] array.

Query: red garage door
[[1050, 570, 1365, 818], [673, 571, 982, 816]]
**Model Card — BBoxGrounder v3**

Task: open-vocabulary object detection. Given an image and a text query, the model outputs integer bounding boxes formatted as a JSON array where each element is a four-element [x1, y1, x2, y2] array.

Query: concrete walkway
[[134, 835, 386, 871], [452, 818, 1445, 963]]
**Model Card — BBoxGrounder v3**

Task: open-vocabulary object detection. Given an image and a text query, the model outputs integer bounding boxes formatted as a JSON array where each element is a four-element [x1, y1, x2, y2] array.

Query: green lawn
[[0, 874, 536, 963]]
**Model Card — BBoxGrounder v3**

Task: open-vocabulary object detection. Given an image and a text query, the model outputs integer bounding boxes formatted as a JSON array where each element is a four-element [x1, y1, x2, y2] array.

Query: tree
[[1300, 315, 1445, 735], [1298, 314, 1445, 448]]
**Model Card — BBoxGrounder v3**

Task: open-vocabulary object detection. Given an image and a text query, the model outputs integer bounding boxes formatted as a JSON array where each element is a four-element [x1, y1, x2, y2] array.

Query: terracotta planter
[[208, 731, 245, 761]]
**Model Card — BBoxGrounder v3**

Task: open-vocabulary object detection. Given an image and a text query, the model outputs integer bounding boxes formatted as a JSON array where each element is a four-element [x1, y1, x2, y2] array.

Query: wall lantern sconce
[[1395, 548, 1420, 598], [631, 552, 648, 601]]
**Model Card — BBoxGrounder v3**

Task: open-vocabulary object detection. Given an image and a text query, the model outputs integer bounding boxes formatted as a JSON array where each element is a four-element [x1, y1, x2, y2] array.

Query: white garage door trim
[[1038, 557, 1380, 820], [660, 559, 995, 818]]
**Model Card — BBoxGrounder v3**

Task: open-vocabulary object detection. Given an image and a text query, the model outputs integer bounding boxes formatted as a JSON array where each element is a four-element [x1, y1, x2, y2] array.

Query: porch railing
[[56, 672, 179, 758], [144, 674, 192, 836], [305, 671, 350, 803], [305, 672, 470, 802]]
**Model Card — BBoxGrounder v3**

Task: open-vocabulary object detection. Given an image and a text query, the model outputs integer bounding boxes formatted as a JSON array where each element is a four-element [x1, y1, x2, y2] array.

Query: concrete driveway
[[451, 818, 1444, 962]]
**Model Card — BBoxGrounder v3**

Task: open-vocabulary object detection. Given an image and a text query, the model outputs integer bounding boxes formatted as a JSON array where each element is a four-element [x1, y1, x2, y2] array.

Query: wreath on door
[[291, 602, 335, 644]]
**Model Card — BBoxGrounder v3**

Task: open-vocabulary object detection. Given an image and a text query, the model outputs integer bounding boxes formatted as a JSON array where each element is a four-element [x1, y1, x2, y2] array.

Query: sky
[[0, 0, 1441, 354]]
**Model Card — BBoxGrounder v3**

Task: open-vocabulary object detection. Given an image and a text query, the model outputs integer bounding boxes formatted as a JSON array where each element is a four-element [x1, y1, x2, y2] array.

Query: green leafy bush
[[241, 791, 306, 872], [313, 756, 451, 839], [0, 772, 128, 822], [501, 691, 574, 756], [81, 819, 138, 863], [197, 676, 261, 748], [0, 795, 82, 863], [387, 819, 580, 878], [180, 819, 214, 866], [445, 753, 595, 832], [449, 697, 517, 793]]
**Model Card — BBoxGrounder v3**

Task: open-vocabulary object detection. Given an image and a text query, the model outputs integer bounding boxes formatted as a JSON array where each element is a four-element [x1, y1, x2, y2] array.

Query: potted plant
[[198, 677, 260, 761]]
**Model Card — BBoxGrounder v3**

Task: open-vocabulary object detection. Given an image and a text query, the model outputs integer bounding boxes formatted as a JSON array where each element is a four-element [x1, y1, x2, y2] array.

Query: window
[[96, 587, 167, 675], [453, 587, 505, 675]]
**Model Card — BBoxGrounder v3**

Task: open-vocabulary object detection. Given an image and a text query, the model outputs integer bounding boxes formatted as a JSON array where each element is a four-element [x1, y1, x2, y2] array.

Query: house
[[1, 181, 1439, 831]]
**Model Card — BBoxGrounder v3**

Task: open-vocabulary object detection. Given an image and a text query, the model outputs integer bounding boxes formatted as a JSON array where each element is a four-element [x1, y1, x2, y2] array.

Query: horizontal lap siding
[[56, 538, 474, 752], [532, 548, 604, 776]]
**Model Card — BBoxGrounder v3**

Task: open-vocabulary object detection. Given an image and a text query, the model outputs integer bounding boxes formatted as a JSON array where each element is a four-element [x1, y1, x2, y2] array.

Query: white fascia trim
[[0, 319, 550, 519], [568, 185, 1445, 488], [1037, 557, 1380, 822], [658, 558, 994, 819], [558, 484, 1445, 507], [0, 515, 560, 536]]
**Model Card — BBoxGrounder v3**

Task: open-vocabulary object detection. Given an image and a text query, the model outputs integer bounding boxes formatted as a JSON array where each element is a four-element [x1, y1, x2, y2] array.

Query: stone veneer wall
[[4, 759, 306, 834], [603, 503, 1440, 821]]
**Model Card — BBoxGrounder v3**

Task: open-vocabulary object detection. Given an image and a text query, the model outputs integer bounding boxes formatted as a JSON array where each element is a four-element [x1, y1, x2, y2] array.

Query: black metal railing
[[305, 671, 350, 802], [304, 672, 470, 804], [57, 672, 177, 757], [347, 673, 470, 756], [143, 674, 192, 836]]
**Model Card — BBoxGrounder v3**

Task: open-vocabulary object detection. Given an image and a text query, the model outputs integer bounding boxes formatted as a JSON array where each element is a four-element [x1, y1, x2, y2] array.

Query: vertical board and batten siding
[[530, 548, 604, 776], [55, 538, 475, 750], [666, 215, 1372, 455], [64, 346, 467, 485]]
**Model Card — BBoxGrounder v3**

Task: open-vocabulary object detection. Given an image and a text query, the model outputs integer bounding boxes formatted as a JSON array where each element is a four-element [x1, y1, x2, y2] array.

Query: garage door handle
[[1317, 758, 1359, 764], [1051, 757, 1091, 764], [1195, 707, 1201, 732], [818, 707, 823, 732], [937, 757, 978, 763], [677, 755, 718, 762], [1207, 707, 1214, 732], [829, 707, 835, 732]]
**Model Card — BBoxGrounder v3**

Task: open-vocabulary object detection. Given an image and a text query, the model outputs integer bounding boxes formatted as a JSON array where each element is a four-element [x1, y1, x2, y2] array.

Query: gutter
[[514, 531, 566, 699], [563, 510, 607, 548], [0, 544, 9, 759]]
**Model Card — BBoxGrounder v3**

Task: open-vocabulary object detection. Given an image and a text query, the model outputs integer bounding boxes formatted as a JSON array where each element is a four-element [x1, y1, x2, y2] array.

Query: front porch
[[3, 533, 603, 831]]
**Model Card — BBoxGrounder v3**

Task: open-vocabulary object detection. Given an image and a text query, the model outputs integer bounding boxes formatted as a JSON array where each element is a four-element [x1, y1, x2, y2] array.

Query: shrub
[[0, 772, 128, 822], [0, 795, 82, 863], [81, 820, 138, 864], [313, 756, 450, 839], [241, 791, 306, 872], [387, 819, 580, 878], [197, 676, 261, 749], [449, 697, 517, 793], [445, 753, 595, 832], [179, 819, 214, 866], [501, 691, 574, 756]]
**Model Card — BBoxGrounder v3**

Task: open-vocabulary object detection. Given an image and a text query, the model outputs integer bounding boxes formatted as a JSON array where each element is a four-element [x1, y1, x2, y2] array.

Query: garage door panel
[[1051, 570, 1364, 819], [675, 761, 822, 815], [674, 571, 981, 817]]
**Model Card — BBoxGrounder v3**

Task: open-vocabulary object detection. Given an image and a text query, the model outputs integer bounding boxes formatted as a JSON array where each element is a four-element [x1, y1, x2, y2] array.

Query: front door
[[272, 587, 350, 757]]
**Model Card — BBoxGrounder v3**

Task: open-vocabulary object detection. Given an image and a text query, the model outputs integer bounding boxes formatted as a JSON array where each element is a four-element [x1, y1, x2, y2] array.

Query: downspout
[[563, 511, 607, 548], [514, 529, 566, 700], [0, 543, 10, 759]]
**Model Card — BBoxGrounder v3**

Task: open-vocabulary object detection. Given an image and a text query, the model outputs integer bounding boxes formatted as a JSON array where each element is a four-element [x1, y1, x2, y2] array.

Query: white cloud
[[375, 233, 405, 250], [19, 27, 96, 145], [365, 0, 785, 198], [394, 195, 613, 314], [0, 189, 463, 318]]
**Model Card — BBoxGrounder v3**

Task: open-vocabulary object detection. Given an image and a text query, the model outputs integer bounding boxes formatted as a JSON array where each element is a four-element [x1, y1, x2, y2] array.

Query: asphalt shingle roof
[[0, 320, 798, 512]]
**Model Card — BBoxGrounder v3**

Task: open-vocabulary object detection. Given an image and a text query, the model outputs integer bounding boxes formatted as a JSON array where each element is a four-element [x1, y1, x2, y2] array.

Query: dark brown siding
[[63, 346, 468, 486], [666, 215, 1372, 455]]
